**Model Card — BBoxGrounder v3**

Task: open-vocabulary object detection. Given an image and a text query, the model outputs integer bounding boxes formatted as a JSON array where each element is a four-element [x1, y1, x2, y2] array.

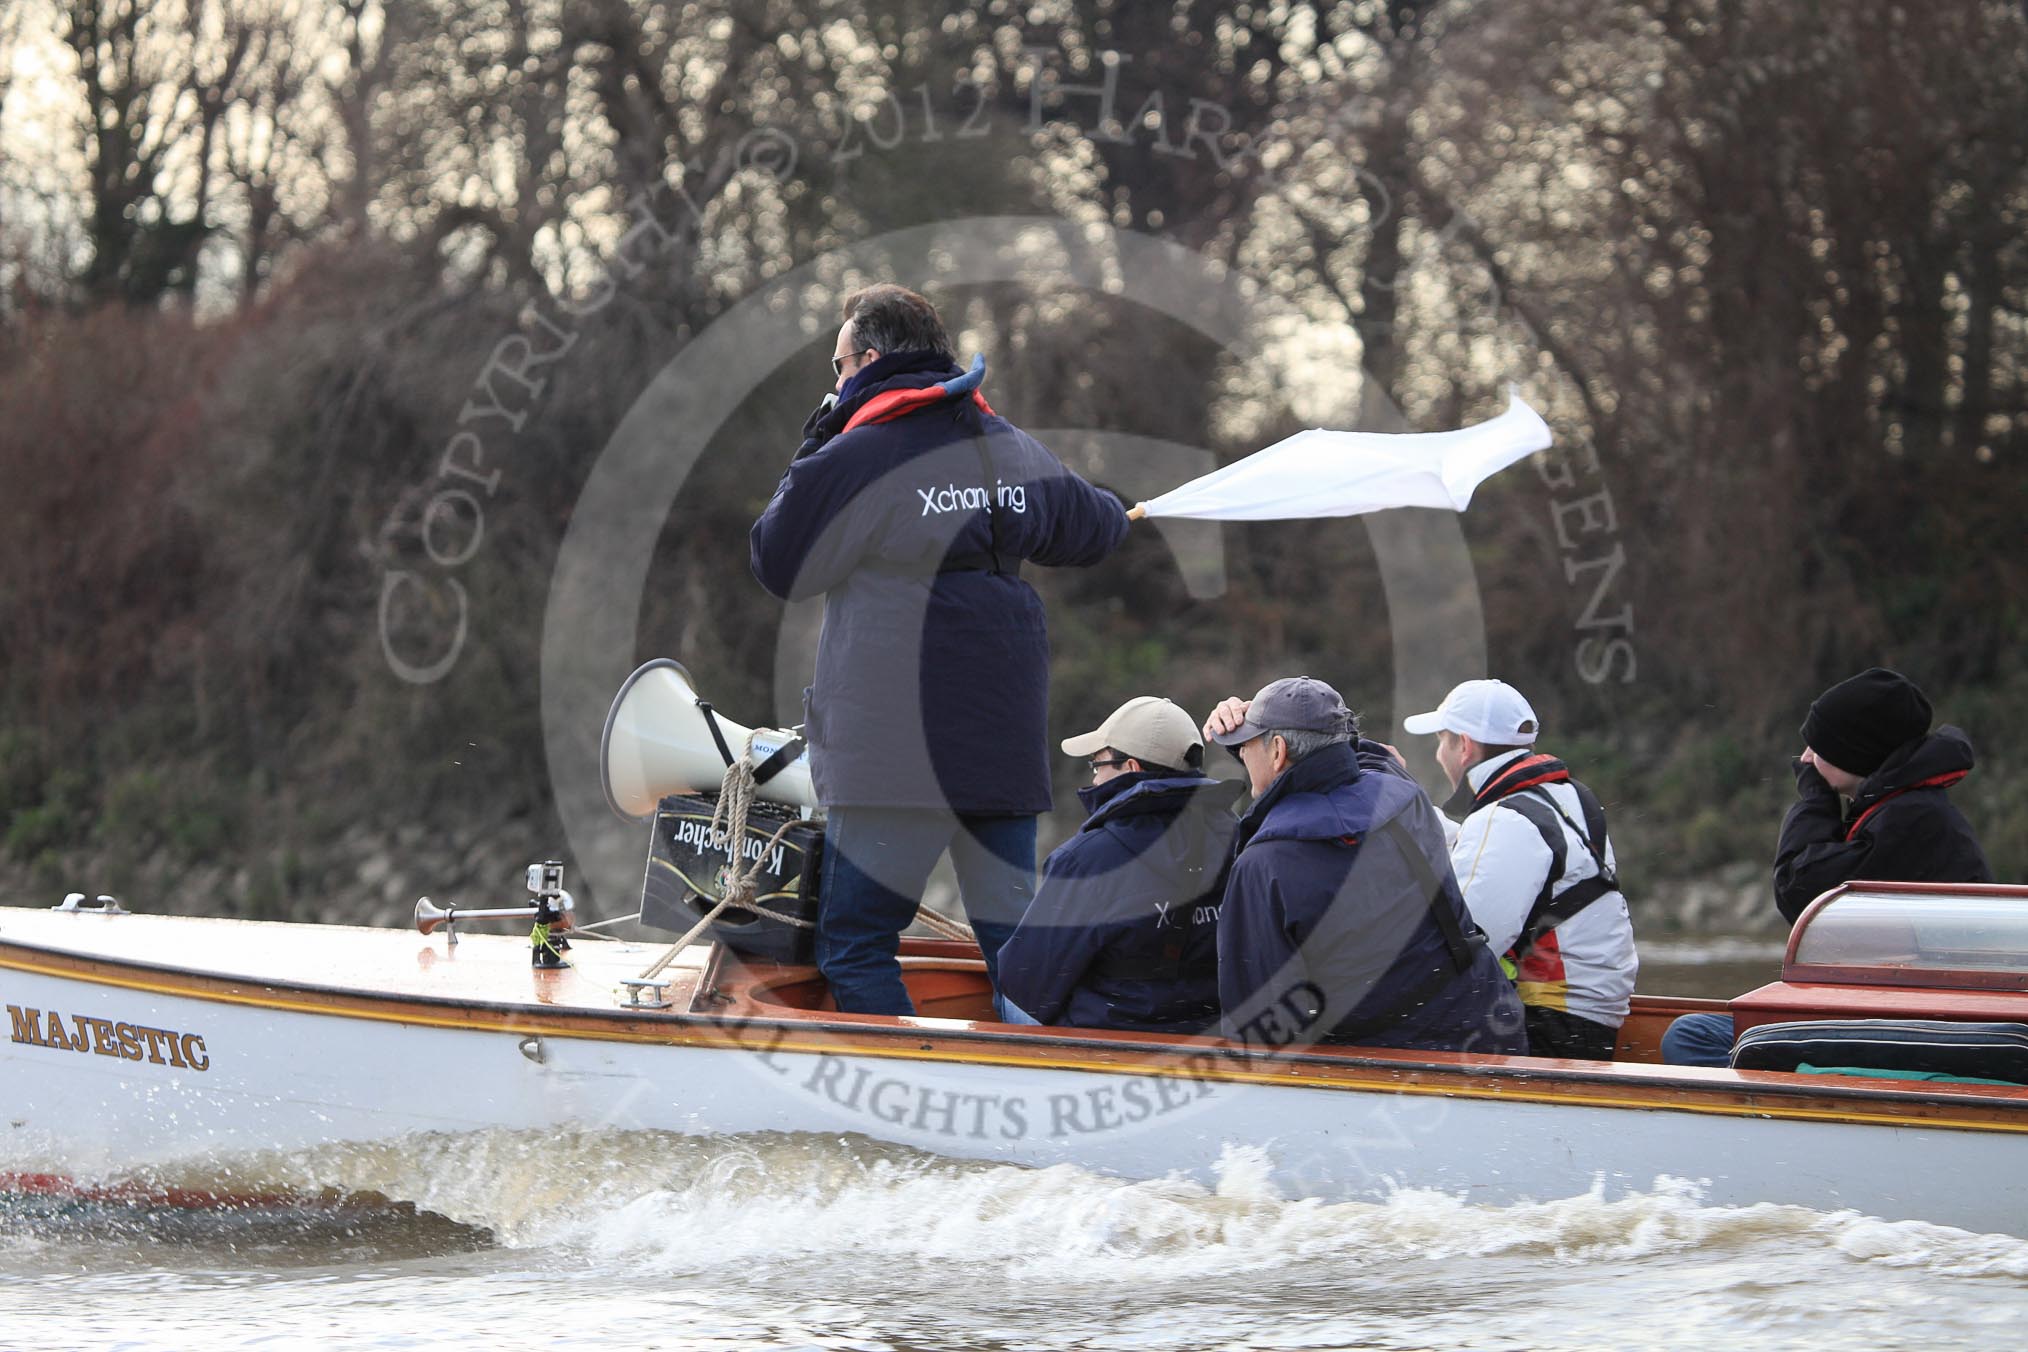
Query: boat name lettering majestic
[[5, 1004, 210, 1072], [665, 817, 789, 875]]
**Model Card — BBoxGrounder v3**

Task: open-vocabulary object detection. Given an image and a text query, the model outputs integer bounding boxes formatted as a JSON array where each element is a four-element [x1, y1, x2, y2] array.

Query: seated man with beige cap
[[1402, 679, 1636, 1061], [996, 697, 1243, 1033]]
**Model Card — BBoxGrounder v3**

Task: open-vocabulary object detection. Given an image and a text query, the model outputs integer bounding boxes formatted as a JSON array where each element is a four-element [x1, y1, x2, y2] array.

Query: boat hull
[[4, 908, 2026, 1233]]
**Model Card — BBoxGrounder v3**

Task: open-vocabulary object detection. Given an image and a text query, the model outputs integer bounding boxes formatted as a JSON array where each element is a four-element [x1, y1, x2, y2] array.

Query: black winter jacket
[[1773, 726, 1992, 923], [996, 770, 1243, 1033], [1216, 741, 1528, 1056], [750, 353, 1127, 812]]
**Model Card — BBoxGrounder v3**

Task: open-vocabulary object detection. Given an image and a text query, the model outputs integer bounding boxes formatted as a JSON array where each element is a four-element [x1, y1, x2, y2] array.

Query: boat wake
[[0, 1182, 490, 1270], [8, 1128, 2026, 1283]]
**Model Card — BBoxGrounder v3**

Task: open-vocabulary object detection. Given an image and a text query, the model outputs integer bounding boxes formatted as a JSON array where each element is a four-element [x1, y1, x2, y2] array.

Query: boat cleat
[[52, 893, 127, 915], [617, 978, 674, 1010]]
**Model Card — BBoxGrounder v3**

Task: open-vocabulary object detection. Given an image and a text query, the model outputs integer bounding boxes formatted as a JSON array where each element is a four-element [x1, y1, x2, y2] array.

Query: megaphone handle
[[695, 700, 737, 768]]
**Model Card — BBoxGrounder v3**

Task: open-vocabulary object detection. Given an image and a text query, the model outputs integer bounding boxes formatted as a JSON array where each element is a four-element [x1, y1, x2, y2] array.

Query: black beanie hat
[[1802, 668, 1933, 778]]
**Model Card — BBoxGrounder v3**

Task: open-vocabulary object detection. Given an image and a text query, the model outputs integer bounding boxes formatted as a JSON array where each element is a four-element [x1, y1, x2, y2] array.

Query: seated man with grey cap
[[1204, 678, 1527, 1055], [996, 697, 1243, 1033], [1403, 679, 1636, 1062]]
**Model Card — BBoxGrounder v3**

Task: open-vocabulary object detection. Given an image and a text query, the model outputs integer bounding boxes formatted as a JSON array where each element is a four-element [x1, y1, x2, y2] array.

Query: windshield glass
[[1791, 888, 2028, 981]]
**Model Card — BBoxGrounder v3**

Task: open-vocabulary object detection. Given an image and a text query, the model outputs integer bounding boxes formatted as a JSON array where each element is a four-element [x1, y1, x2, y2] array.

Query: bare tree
[[56, 0, 234, 302], [322, 0, 398, 240], [215, 0, 325, 300], [0, 3, 22, 315], [0, 4, 19, 135]]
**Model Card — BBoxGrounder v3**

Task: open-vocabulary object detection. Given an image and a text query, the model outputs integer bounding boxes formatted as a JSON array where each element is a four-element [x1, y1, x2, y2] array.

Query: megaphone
[[599, 659, 818, 819]]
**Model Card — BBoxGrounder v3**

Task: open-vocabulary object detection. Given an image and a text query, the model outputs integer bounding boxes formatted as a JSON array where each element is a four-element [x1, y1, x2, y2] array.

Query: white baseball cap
[[1401, 679, 1539, 745], [1061, 696, 1203, 769]]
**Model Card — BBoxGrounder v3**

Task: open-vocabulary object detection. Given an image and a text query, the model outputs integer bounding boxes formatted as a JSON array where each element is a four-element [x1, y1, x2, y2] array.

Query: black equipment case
[[639, 794, 824, 964]]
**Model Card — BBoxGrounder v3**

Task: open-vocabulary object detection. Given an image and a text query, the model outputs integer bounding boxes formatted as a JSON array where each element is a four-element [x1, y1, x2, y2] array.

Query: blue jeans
[[817, 808, 1037, 1015], [997, 996, 1041, 1025], [1662, 1012, 1738, 1067]]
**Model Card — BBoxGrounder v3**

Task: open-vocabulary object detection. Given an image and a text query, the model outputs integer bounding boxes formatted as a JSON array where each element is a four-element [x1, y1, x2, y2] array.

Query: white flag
[[1135, 388, 1552, 521]]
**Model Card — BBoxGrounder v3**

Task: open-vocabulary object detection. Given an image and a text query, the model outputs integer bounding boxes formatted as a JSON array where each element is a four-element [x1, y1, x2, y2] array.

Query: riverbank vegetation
[[2, 2, 2022, 923]]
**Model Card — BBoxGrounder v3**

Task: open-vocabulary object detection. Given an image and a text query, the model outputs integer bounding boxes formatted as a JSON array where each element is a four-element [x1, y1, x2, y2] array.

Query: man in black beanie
[[1775, 667, 1992, 923], [1662, 667, 1992, 1066]]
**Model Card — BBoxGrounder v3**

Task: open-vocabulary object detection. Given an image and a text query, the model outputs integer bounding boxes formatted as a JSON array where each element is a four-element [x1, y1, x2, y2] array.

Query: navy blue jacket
[[751, 353, 1128, 812], [1217, 741, 1528, 1056], [1774, 726, 1992, 923], [997, 770, 1244, 1033]]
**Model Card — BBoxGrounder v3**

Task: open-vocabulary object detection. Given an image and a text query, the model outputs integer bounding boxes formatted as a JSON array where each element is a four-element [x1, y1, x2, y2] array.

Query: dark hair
[[1105, 746, 1196, 777], [1476, 743, 1532, 760], [842, 284, 954, 361]]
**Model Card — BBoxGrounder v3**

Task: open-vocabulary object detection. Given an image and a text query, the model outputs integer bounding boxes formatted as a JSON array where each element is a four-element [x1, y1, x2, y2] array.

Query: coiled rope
[[639, 733, 811, 979]]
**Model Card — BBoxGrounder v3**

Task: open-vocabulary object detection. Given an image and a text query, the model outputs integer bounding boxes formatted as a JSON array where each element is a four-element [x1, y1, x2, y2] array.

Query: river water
[[4, 940, 2025, 1350]]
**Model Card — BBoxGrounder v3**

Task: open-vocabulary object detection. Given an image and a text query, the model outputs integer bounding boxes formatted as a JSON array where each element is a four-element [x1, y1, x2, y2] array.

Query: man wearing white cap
[[996, 697, 1243, 1033], [1403, 679, 1636, 1061]]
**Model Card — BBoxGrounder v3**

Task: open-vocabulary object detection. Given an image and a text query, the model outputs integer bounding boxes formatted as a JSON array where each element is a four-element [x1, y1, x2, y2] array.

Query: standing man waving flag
[[755, 363, 1552, 1016], [751, 284, 1128, 1015]]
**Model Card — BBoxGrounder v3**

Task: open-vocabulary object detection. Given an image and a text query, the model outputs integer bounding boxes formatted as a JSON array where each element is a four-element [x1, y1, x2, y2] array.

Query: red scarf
[[1470, 752, 1570, 810], [1845, 771, 1968, 841], [841, 382, 995, 433]]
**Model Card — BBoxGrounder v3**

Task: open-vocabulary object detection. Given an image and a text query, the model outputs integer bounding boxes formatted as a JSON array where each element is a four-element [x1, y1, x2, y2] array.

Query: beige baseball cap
[[1060, 696, 1203, 769]]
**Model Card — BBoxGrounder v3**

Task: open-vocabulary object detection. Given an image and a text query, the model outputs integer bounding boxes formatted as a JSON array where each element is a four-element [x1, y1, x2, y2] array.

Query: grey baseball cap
[[1208, 676, 1355, 747]]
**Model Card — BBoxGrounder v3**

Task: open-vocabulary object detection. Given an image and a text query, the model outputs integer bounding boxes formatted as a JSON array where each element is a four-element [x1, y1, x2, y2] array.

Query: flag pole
[[1125, 503, 1147, 521]]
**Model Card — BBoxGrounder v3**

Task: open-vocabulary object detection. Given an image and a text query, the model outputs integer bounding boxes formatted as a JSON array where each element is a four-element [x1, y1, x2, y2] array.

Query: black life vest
[[1470, 753, 1623, 961]]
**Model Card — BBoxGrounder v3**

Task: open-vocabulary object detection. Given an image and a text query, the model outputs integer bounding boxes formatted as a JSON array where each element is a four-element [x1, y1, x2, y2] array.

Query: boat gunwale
[[6, 927, 2028, 1134]]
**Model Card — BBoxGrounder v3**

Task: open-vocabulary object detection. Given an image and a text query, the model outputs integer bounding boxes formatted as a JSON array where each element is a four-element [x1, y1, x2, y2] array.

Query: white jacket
[[1447, 750, 1637, 1027]]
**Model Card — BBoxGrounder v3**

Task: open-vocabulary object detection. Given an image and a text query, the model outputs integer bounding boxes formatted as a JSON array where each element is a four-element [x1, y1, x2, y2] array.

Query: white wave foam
[[1829, 1215, 2028, 1279], [66, 1129, 2028, 1284]]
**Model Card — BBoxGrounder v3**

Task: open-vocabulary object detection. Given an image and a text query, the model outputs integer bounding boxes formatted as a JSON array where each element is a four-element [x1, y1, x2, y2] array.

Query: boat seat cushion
[[1731, 1019, 2028, 1084], [1792, 1064, 2024, 1086]]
